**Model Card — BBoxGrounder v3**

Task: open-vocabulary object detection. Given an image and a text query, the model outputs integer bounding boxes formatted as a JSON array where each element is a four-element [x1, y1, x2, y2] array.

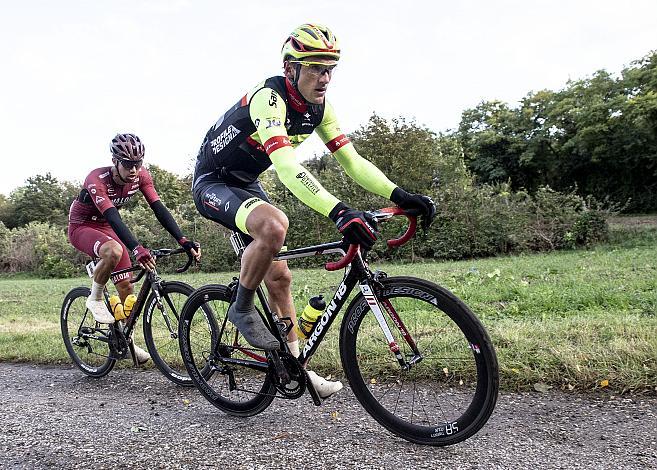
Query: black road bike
[[178, 208, 499, 446], [61, 247, 200, 386]]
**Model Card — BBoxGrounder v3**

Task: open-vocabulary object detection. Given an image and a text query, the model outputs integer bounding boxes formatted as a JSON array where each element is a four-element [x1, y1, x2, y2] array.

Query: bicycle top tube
[[103, 246, 194, 284], [230, 207, 417, 272]]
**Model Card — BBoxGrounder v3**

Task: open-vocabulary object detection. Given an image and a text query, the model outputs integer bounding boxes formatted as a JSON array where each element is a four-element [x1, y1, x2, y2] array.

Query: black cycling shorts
[[193, 177, 270, 243]]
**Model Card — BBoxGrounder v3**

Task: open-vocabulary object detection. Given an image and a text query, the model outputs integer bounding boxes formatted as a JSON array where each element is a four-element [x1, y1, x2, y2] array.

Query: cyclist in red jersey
[[192, 24, 435, 396], [68, 133, 200, 364]]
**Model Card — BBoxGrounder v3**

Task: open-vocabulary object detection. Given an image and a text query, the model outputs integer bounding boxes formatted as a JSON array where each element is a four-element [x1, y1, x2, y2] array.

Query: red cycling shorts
[[68, 222, 132, 284]]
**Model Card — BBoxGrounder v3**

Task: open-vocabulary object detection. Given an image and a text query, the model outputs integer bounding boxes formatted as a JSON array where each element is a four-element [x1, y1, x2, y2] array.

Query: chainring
[[269, 351, 306, 399], [107, 326, 128, 360]]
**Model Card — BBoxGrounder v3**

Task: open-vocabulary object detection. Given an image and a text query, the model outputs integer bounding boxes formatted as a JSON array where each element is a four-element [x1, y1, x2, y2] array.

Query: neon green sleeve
[[249, 88, 340, 217], [316, 101, 398, 199]]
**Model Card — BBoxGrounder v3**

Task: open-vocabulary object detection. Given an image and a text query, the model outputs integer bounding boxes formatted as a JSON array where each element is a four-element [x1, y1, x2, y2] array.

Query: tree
[[457, 50, 657, 211], [3, 174, 78, 228]]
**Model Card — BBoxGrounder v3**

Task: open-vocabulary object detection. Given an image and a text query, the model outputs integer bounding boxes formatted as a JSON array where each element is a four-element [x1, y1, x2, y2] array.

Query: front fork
[[359, 279, 422, 370], [150, 279, 178, 339]]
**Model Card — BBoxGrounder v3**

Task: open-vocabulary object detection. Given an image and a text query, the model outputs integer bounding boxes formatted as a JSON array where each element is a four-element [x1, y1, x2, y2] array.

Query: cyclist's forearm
[[270, 147, 341, 216], [103, 207, 140, 251], [149, 200, 184, 241], [333, 148, 397, 199]]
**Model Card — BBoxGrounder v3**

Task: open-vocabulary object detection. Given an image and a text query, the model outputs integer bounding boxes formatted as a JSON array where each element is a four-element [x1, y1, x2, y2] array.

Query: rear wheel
[[143, 281, 195, 386], [178, 284, 275, 417], [340, 276, 498, 446], [61, 287, 116, 378]]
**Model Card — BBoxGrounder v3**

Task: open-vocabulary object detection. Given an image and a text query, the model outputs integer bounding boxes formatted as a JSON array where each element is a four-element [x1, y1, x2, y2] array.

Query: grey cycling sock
[[228, 283, 278, 350], [234, 283, 255, 311]]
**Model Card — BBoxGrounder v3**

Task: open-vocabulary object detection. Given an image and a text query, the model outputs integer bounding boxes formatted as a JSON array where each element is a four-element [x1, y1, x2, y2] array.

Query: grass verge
[[1, 226, 655, 393]]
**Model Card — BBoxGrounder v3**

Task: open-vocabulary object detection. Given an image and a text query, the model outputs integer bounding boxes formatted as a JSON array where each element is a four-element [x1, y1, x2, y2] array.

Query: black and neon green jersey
[[193, 76, 397, 217]]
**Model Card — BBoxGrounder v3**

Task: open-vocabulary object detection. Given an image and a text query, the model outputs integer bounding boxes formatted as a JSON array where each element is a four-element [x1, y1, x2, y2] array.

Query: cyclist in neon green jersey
[[192, 24, 435, 397]]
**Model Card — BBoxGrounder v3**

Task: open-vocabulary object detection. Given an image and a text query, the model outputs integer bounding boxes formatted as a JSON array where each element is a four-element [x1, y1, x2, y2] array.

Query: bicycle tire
[[143, 280, 196, 386], [178, 284, 275, 417], [61, 287, 116, 378], [339, 276, 498, 446]]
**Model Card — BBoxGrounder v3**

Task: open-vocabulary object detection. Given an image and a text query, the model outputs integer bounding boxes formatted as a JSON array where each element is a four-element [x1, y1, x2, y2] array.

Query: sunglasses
[[117, 158, 143, 170], [290, 60, 337, 77]]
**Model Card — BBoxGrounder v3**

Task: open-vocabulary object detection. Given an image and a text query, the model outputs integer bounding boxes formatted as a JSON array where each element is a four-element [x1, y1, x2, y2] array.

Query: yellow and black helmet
[[281, 24, 340, 61]]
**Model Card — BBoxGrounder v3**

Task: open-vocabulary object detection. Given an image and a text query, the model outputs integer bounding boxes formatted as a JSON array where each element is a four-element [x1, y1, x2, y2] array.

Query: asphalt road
[[0, 363, 655, 469]]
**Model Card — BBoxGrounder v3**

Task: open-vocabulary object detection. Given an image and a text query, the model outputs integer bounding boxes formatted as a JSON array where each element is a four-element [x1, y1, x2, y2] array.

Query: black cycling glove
[[329, 203, 377, 250], [178, 237, 199, 254], [390, 187, 437, 231]]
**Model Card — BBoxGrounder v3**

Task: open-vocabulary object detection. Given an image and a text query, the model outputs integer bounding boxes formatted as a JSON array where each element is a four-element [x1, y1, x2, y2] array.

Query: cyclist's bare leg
[[240, 204, 289, 288], [93, 240, 122, 285], [115, 279, 133, 302], [262, 255, 342, 396], [227, 203, 288, 349], [263, 260, 299, 343], [86, 240, 122, 323]]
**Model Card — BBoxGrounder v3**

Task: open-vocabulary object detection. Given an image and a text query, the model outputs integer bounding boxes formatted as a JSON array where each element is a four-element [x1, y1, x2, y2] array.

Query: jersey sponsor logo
[[266, 118, 282, 129], [99, 171, 110, 179], [112, 196, 132, 206], [295, 171, 320, 195], [93, 240, 102, 257], [205, 192, 221, 208], [263, 136, 291, 155], [225, 201, 230, 211], [302, 113, 313, 127], [127, 189, 138, 195], [244, 198, 261, 209], [210, 125, 241, 154], [326, 134, 351, 153], [90, 188, 96, 194], [112, 271, 131, 283], [95, 196, 105, 204], [269, 90, 278, 108]]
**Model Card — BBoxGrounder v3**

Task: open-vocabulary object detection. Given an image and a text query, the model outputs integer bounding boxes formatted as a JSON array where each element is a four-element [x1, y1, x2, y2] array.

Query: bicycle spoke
[[179, 285, 276, 416], [61, 287, 116, 377], [342, 277, 498, 445]]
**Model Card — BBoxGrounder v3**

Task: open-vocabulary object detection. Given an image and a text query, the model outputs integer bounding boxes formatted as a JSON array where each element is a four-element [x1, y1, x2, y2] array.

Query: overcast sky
[[1, 0, 656, 195]]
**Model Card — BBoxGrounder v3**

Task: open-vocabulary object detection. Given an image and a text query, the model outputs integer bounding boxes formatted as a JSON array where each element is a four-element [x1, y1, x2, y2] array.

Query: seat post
[[229, 231, 247, 257]]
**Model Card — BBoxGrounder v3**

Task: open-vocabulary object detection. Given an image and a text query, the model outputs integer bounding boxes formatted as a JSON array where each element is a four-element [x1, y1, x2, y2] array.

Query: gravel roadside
[[0, 363, 655, 469]]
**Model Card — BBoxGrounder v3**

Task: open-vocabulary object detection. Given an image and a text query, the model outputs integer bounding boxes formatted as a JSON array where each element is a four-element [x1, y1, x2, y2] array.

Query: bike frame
[[217, 211, 421, 380], [79, 248, 191, 361]]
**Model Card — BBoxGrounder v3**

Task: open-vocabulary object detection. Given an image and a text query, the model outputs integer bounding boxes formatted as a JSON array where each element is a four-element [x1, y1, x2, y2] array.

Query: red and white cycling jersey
[[69, 166, 160, 224]]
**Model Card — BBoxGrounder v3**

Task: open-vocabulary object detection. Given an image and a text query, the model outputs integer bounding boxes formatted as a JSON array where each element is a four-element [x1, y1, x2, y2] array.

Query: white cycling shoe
[[307, 370, 343, 399], [85, 298, 115, 324], [130, 344, 151, 365]]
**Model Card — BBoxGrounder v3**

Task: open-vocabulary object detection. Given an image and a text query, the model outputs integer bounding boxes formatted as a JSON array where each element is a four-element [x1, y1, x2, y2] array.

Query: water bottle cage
[[276, 317, 293, 337]]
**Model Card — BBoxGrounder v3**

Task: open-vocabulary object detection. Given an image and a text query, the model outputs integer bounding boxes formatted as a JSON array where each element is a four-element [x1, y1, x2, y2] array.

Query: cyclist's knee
[[99, 240, 123, 266], [251, 214, 288, 251]]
